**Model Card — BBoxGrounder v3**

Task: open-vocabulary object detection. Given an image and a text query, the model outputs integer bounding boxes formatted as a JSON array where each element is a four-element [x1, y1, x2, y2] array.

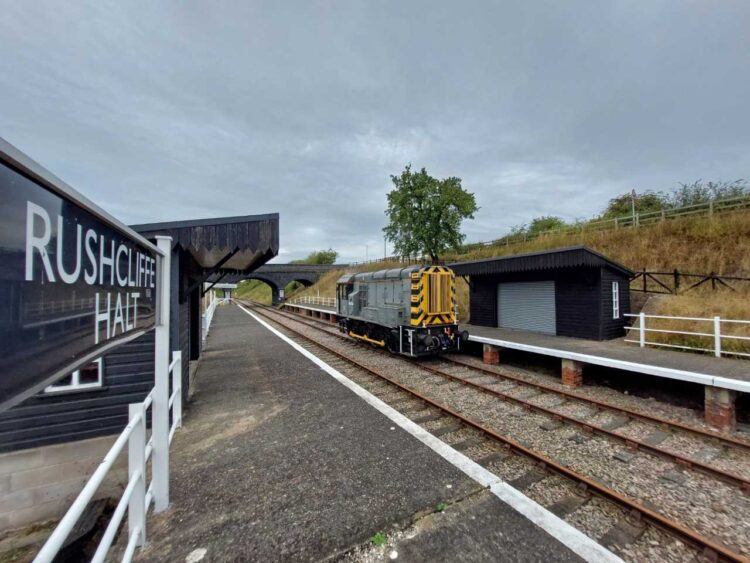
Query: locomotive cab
[[336, 265, 468, 357]]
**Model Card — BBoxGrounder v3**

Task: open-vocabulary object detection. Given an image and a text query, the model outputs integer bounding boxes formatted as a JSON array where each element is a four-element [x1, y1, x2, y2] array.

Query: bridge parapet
[[218, 263, 347, 303]]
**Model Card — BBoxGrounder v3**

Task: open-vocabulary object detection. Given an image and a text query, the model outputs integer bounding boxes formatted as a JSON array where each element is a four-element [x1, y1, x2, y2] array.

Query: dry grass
[[446, 210, 750, 275], [291, 261, 415, 301], [635, 291, 750, 356], [280, 211, 750, 349]]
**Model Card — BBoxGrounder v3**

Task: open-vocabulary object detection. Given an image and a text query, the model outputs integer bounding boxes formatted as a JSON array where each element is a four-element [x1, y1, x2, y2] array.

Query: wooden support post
[[561, 359, 584, 388], [705, 387, 736, 432]]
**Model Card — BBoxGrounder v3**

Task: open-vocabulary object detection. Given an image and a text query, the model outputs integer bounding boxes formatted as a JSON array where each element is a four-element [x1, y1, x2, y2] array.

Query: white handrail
[[202, 291, 228, 347], [34, 350, 183, 563], [624, 312, 750, 359], [289, 295, 337, 308]]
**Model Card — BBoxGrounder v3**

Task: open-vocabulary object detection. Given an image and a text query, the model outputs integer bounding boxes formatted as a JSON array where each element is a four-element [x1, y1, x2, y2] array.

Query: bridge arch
[[216, 263, 345, 304]]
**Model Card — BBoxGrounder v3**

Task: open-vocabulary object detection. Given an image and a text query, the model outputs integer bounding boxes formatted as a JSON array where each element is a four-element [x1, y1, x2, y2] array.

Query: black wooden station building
[[450, 246, 633, 340], [0, 214, 278, 454]]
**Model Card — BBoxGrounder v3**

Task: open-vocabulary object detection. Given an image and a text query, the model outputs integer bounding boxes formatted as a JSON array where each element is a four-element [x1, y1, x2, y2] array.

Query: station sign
[[0, 152, 158, 411]]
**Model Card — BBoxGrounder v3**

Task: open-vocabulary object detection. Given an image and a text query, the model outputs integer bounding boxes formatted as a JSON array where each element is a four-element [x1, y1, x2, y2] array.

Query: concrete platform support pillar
[[483, 344, 500, 365], [561, 359, 583, 388], [705, 387, 736, 432]]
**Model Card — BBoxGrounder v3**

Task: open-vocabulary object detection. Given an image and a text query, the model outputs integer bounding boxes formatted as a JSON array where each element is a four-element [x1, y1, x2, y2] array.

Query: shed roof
[[132, 213, 279, 273], [449, 246, 633, 277]]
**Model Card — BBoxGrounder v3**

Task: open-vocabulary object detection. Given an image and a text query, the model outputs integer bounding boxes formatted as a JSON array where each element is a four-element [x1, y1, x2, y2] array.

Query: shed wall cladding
[[0, 333, 155, 453], [469, 278, 497, 326], [554, 268, 602, 340], [600, 268, 631, 339], [468, 268, 605, 339]]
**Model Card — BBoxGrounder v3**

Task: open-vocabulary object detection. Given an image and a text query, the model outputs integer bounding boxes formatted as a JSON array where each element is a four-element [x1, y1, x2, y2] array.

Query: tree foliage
[[667, 179, 747, 207], [526, 216, 567, 236], [291, 248, 338, 264], [383, 165, 478, 262], [599, 180, 748, 219], [600, 191, 667, 219]]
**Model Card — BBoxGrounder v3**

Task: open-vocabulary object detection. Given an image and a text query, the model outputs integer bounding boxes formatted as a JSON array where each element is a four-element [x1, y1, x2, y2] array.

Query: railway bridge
[[217, 263, 345, 303]]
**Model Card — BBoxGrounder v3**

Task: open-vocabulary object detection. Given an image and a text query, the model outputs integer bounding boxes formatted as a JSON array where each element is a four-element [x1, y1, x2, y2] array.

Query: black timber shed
[[0, 214, 278, 453], [450, 246, 633, 340]]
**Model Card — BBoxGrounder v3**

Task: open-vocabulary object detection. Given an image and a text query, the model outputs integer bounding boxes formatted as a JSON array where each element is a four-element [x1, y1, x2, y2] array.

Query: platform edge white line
[[469, 334, 750, 393], [236, 303, 623, 563]]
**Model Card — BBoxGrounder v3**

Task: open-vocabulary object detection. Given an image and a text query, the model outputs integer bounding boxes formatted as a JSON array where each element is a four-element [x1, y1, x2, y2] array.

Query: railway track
[[275, 303, 750, 471], [243, 301, 750, 562]]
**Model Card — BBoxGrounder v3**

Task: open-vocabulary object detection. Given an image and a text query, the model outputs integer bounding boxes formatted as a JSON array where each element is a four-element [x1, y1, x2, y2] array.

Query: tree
[[668, 179, 748, 207], [526, 216, 567, 236], [600, 191, 668, 219], [383, 165, 478, 263], [291, 249, 338, 265]]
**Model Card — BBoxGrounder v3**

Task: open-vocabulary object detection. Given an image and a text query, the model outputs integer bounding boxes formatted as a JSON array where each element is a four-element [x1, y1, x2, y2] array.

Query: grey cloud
[[1, 1, 748, 262]]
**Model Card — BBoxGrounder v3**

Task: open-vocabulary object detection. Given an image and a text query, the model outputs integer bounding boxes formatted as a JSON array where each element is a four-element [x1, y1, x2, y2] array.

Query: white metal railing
[[35, 350, 183, 563], [288, 295, 337, 308], [202, 291, 228, 345], [35, 236, 179, 562], [625, 312, 750, 359]]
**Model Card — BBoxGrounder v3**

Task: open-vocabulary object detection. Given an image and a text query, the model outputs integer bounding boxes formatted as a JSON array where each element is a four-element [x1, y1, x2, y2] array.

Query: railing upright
[[714, 316, 722, 358], [153, 236, 172, 512], [127, 403, 146, 548], [639, 312, 646, 348], [171, 351, 183, 431]]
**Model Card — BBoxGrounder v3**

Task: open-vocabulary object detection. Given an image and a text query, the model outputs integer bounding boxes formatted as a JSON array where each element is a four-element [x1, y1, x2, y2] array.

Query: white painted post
[[639, 312, 646, 347], [172, 351, 183, 428], [128, 403, 146, 546], [201, 308, 207, 346], [714, 316, 721, 357], [153, 236, 172, 512]]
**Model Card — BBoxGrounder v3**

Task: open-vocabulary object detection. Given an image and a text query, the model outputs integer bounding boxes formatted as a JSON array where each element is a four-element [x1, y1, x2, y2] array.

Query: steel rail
[[276, 302, 750, 454], [248, 303, 748, 563], [413, 359, 750, 491], [268, 303, 750, 489], [441, 357, 750, 453]]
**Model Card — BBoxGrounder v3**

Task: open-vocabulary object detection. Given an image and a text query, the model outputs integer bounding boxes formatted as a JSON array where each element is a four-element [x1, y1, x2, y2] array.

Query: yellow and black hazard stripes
[[410, 266, 457, 327], [410, 269, 425, 326]]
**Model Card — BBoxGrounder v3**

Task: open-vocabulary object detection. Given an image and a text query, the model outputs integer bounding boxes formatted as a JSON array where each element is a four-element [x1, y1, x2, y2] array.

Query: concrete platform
[[466, 324, 750, 393], [132, 304, 615, 562]]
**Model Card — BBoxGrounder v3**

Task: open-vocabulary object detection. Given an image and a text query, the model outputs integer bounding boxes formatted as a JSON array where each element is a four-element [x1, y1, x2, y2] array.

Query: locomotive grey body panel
[[336, 266, 419, 328], [336, 265, 465, 357]]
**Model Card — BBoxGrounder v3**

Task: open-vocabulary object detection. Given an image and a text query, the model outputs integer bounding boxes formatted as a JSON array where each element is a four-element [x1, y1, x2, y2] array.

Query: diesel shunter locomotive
[[336, 265, 468, 357]]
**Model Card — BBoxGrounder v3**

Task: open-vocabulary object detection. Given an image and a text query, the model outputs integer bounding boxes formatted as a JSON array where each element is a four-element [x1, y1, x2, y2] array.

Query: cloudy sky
[[1, 2, 748, 262]]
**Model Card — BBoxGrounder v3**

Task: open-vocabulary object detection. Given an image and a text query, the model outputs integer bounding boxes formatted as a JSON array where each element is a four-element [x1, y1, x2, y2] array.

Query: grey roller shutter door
[[497, 281, 556, 335]]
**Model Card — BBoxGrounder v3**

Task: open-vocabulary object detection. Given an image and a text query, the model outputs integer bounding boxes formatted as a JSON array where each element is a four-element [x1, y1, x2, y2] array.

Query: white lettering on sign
[[25, 201, 155, 346]]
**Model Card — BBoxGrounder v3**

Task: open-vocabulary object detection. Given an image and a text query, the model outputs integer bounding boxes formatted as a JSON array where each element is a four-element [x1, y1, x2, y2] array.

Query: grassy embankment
[[277, 210, 750, 354]]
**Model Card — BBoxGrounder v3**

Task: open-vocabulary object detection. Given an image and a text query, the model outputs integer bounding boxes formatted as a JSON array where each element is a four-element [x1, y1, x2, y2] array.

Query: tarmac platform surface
[[133, 304, 609, 562]]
